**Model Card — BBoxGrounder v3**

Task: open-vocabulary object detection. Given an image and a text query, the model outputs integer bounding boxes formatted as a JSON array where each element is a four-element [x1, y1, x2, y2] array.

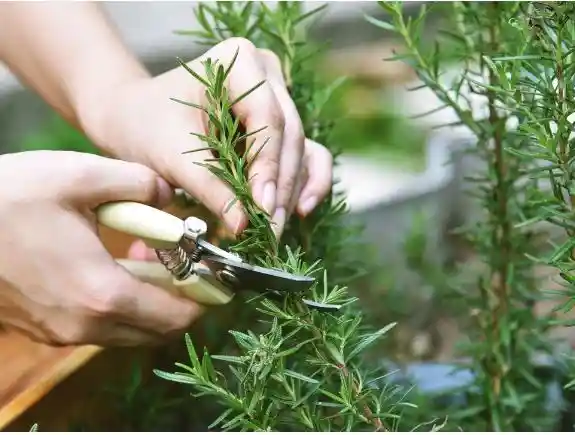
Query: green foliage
[[22, 2, 575, 432], [154, 2, 425, 431], [20, 115, 99, 154], [98, 362, 188, 431], [367, 1, 575, 431], [504, 2, 575, 315], [317, 73, 428, 170], [329, 107, 428, 171]]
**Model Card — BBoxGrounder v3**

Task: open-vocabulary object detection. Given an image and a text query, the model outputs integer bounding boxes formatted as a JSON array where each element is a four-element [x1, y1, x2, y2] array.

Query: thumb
[[66, 154, 173, 209]]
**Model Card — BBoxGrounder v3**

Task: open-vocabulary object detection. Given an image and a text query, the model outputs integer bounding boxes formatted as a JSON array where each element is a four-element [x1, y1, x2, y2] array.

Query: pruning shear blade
[[202, 255, 315, 294], [197, 240, 340, 312]]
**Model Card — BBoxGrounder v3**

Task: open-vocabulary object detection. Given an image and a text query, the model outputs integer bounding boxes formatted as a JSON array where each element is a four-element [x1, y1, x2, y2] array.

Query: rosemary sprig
[[154, 48, 397, 432]]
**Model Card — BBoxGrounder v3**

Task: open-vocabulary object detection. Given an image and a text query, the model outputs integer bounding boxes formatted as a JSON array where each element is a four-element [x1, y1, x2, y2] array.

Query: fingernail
[[224, 200, 247, 235], [272, 207, 286, 239], [260, 181, 276, 215], [231, 212, 247, 235], [298, 196, 317, 216]]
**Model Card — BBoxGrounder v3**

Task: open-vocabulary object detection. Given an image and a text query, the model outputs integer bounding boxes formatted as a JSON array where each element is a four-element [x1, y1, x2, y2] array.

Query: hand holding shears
[[96, 201, 340, 311]]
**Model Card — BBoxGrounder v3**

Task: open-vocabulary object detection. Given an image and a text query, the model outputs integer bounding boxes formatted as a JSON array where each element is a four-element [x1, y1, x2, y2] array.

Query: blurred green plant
[[327, 82, 428, 171], [20, 115, 99, 154], [367, 0, 575, 431], [98, 362, 187, 431]]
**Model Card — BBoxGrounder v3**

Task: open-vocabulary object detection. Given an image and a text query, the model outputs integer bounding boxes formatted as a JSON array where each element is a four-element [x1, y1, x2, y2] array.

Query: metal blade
[[202, 255, 315, 294], [301, 299, 342, 312]]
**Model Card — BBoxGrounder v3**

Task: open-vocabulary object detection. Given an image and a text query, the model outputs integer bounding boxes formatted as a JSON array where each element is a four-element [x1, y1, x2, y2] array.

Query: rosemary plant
[[368, 1, 567, 431], [508, 2, 575, 339], [154, 2, 421, 431], [496, 2, 575, 425]]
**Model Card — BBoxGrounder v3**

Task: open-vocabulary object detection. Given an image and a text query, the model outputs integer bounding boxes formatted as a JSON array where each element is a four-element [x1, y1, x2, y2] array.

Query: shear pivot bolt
[[183, 217, 208, 241], [216, 269, 239, 288]]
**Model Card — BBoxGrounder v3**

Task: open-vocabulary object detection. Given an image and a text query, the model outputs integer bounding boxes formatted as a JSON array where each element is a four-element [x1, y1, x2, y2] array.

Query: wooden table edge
[[0, 345, 102, 430]]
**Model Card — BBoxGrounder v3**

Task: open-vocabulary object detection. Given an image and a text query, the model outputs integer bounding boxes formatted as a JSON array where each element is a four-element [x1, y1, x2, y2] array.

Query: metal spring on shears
[[155, 246, 194, 280]]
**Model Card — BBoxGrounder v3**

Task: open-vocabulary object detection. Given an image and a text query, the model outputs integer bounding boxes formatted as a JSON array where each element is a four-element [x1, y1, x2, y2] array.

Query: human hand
[[0, 150, 203, 346], [76, 38, 333, 238]]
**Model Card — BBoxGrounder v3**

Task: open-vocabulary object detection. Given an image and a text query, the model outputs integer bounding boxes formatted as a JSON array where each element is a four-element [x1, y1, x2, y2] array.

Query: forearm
[[0, 2, 149, 126]]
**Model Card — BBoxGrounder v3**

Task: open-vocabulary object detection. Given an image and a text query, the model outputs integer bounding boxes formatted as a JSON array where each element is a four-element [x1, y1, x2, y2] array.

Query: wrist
[[0, 2, 150, 132], [71, 64, 150, 158], [47, 4, 151, 143]]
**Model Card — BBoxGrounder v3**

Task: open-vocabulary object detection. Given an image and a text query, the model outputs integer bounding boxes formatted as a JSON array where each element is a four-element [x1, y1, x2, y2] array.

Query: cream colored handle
[[116, 259, 234, 306], [96, 201, 184, 249]]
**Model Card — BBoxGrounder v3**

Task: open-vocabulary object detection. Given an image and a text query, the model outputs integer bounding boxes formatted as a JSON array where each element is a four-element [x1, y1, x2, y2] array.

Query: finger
[[297, 139, 334, 217], [127, 239, 159, 262], [258, 49, 305, 236], [63, 153, 174, 209], [202, 38, 284, 217], [89, 321, 164, 347], [290, 163, 309, 215], [269, 166, 308, 239], [111, 261, 205, 335], [124, 73, 248, 234], [78, 249, 204, 336], [166, 145, 247, 234], [0, 320, 52, 345], [49, 316, 163, 347], [4, 307, 162, 347]]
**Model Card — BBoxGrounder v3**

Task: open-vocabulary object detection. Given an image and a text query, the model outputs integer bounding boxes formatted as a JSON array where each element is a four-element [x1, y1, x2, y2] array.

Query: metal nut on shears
[[215, 268, 240, 288], [183, 217, 208, 242], [153, 217, 209, 282]]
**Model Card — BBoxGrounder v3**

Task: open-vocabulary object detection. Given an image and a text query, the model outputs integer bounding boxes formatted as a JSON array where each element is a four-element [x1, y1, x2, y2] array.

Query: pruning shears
[[96, 200, 340, 311]]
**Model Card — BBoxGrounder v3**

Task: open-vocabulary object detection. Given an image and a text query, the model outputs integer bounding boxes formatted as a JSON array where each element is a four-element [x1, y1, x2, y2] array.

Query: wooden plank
[[0, 338, 102, 430], [2, 345, 155, 431]]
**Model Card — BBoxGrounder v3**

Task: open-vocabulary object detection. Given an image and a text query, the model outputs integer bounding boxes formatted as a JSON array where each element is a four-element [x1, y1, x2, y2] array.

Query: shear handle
[[116, 259, 234, 306], [96, 201, 184, 249], [96, 201, 234, 306]]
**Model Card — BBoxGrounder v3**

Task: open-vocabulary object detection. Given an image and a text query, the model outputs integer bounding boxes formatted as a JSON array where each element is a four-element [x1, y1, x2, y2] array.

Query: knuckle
[[277, 175, 297, 205], [47, 322, 89, 346], [307, 140, 333, 164], [267, 106, 286, 133], [280, 98, 304, 142], [253, 154, 280, 180], [162, 305, 198, 335], [258, 48, 283, 71], [131, 167, 160, 201], [178, 305, 202, 330], [281, 99, 304, 136], [84, 277, 133, 316], [291, 123, 306, 149], [167, 316, 193, 335], [322, 147, 334, 167], [224, 37, 257, 56], [67, 154, 101, 186]]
